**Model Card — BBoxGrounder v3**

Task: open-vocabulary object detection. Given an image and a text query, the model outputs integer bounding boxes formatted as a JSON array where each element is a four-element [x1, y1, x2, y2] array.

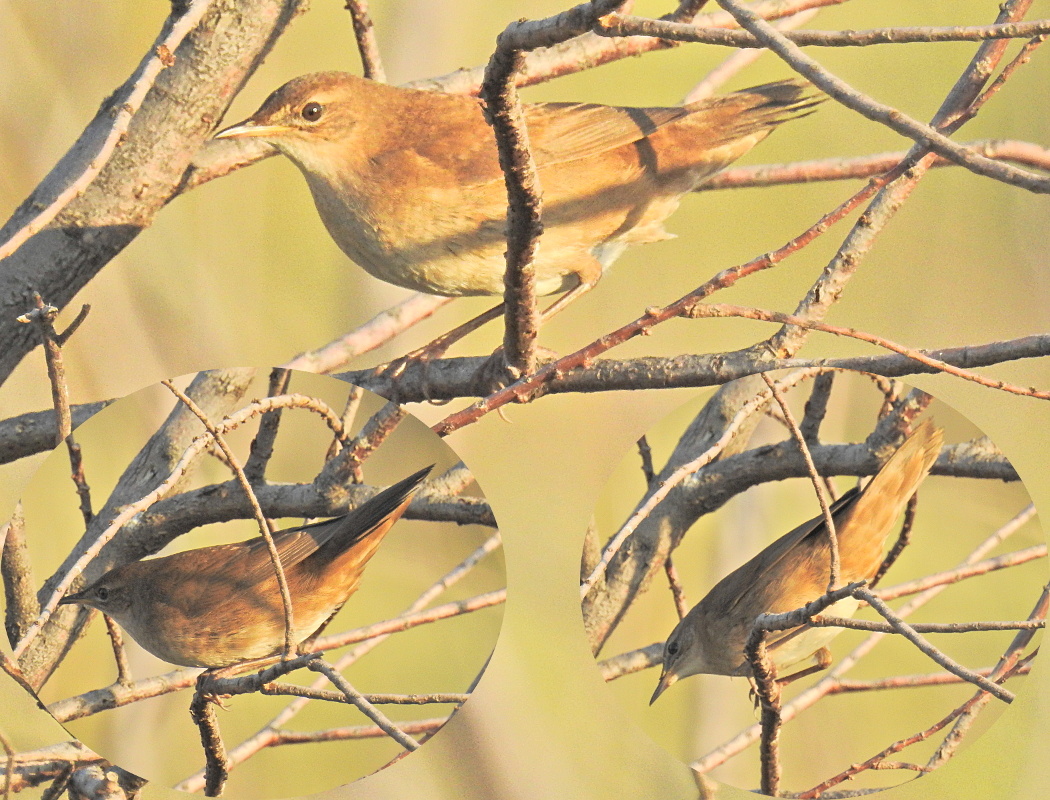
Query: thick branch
[[0, 0, 309, 385]]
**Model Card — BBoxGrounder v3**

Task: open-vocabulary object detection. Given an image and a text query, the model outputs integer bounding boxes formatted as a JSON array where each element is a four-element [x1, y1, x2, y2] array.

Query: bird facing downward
[[650, 421, 942, 704], [60, 467, 431, 668], [214, 73, 819, 307]]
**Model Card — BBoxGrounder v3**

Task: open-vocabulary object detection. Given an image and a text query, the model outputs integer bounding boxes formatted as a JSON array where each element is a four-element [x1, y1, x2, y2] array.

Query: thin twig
[[344, 0, 386, 82], [853, 586, 1014, 702], [762, 372, 840, 589], [306, 659, 420, 751], [479, 43, 542, 377], [161, 379, 297, 658], [243, 368, 292, 483], [0, 0, 214, 261], [597, 15, 1050, 49], [637, 436, 656, 485], [282, 294, 452, 374], [695, 303, 1050, 400], [870, 493, 917, 588], [664, 556, 690, 620], [809, 616, 1043, 634], [17, 296, 94, 525], [102, 614, 133, 687]]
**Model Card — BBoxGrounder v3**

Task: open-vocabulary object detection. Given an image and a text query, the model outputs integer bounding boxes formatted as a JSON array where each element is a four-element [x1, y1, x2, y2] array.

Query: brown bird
[[214, 73, 818, 314], [60, 467, 430, 668], [650, 420, 942, 704]]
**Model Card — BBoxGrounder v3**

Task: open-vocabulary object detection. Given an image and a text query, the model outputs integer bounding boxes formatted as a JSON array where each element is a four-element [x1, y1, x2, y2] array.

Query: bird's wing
[[524, 102, 690, 168], [718, 487, 862, 618], [407, 101, 688, 188], [235, 467, 431, 586], [236, 517, 348, 585]]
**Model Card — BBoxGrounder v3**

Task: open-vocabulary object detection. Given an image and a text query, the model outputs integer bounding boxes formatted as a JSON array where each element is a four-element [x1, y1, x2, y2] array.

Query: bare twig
[[479, 41, 542, 376], [344, 0, 386, 82], [318, 401, 405, 490], [694, 303, 1050, 400], [0, 0, 215, 262], [664, 556, 690, 620], [161, 379, 298, 658], [762, 372, 840, 589], [282, 294, 452, 374], [853, 586, 1015, 702], [102, 615, 133, 687], [713, 0, 1050, 193], [870, 493, 917, 588], [17, 296, 94, 525], [597, 15, 1050, 49], [243, 368, 292, 483], [306, 659, 420, 751], [637, 436, 656, 486], [701, 139, 1050, 190], [189, 685, 229, 797]]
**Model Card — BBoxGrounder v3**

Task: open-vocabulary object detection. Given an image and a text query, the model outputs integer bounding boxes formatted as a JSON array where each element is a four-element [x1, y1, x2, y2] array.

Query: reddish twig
[[713, 0, 1050, 193], [694, 303, 1050, 400]]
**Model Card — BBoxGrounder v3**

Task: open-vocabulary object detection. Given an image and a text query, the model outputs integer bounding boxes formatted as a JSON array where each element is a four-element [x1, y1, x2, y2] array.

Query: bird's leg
[[470, 278, 601, 393], [375, 271, 600, 400], [537, 279, 597, 323], [374, 301, 507, 386], [748, 647, 832, 708], [775, 646, 833, 687]]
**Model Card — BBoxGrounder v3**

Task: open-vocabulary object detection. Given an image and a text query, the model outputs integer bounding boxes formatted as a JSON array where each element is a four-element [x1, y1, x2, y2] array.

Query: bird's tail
[[686, 78, 823, 148], [839, 419, 943, 569], [325, 465, 433, 557]]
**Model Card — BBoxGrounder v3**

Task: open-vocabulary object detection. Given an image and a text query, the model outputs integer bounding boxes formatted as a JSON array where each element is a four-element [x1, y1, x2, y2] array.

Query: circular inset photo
[[4, 368, 505, 798], [581, 370, 1044, 796]]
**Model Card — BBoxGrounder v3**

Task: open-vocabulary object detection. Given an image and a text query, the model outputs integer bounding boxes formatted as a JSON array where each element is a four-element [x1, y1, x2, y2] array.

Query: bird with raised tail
[[61, 467, 431, 669], [651, 420, 942, 704]]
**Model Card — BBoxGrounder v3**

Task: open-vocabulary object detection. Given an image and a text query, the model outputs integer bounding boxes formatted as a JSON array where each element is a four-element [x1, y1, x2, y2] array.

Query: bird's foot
[[470, 345, 560, 397], [373, 337, 460, 404]]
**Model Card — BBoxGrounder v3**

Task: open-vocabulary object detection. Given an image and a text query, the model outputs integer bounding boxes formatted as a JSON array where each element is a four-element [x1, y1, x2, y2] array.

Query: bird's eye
[[301, 102, 324, 122], [667, 641, 679, 657], [96, 586, 109, 602]]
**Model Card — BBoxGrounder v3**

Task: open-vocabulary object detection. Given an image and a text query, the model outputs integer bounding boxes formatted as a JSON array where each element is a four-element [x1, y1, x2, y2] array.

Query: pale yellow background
[[1, 1, 1049, 799], [596, 375, 1044, 793]]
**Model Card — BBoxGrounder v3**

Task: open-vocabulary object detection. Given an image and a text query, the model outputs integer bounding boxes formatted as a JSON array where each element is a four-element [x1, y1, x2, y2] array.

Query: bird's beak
[[650, 668, 677, 705], [213, 120, 294, 140], [58, 590, 86, 605]]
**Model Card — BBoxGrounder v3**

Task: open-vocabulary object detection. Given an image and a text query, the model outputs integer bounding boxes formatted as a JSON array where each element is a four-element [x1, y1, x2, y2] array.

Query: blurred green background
[[1, 1, 1049, 798]]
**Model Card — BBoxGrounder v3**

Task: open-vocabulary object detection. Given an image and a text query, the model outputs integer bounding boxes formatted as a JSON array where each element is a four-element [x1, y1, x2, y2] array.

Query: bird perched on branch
[[650, 420, 942, 704], [61, 467, 431, 669], [214, 73, 819, 316]]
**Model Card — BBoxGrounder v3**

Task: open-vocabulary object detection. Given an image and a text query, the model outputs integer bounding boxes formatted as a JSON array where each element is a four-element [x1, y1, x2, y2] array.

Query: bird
[[213, 72, 819, 318], [650, 420, 942, 704], [60, 466, 431, 669]]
